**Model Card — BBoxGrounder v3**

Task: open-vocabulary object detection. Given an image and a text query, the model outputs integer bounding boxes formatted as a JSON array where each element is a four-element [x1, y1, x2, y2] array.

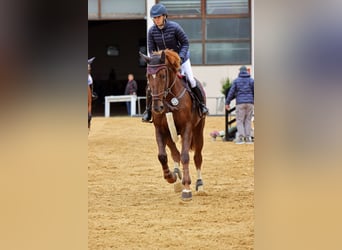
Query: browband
[[146, 64, 167, 75]]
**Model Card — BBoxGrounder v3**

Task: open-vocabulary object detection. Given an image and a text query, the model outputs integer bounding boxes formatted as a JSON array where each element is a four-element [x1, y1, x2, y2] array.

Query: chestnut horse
[[140, 49, 206, 201]]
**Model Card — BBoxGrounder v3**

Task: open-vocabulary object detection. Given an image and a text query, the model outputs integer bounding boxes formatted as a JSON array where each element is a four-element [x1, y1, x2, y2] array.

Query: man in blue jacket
[[142, 3, 208, 122], [225, 66, 254, 144]]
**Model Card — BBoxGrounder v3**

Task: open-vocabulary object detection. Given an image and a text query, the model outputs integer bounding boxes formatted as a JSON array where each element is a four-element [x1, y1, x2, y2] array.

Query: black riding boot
[[142, 87, 152, 122], [192, 85, 209, 115], [88, 112, 92, 129]]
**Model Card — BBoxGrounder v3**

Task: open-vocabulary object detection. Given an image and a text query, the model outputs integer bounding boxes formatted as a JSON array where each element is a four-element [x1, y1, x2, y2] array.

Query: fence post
[[224, 106, 237, 141]]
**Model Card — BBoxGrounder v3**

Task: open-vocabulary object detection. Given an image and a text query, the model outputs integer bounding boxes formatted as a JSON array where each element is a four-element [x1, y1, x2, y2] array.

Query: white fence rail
[[105, 95, 137, 117]]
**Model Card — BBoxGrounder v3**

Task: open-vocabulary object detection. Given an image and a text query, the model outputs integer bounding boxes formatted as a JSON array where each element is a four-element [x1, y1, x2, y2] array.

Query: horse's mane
[[151, 49, 181, 73]]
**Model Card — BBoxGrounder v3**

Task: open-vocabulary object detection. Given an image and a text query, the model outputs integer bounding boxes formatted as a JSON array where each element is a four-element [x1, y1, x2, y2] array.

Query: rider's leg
[[181, 59, 209, 115], [141, 86, 152, 122]]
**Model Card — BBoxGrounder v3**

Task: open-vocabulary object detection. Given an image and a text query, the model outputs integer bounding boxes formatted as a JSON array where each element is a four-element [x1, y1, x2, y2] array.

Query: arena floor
[[88, 116, 254, 249]]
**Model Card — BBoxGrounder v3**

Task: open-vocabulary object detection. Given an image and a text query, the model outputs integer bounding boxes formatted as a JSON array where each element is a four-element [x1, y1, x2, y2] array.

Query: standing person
[[88, 57, 95, 131], [141, 3, 208, 122], [225, 66, 254, 144], [124, 73, 138, 115]]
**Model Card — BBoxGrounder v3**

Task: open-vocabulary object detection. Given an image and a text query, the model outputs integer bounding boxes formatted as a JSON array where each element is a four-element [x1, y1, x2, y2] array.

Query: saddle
[[179, 74, 206, 116]]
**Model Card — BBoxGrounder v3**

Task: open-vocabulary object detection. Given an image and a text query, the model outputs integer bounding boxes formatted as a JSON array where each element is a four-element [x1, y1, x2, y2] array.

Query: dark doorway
[[88, 20, 147, 116]]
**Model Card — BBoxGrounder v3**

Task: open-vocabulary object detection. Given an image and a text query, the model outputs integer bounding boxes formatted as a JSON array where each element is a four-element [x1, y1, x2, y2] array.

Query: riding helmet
[[150, 3, 168, 18]]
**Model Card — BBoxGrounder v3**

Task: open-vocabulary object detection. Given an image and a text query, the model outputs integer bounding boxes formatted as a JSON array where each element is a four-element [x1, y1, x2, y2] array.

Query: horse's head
[[140, 50, 181, 114]]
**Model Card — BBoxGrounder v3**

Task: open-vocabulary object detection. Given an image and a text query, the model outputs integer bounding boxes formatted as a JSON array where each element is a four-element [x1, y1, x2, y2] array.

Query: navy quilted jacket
[[148, 20, 190, 63], [226, 71, 254, 105]]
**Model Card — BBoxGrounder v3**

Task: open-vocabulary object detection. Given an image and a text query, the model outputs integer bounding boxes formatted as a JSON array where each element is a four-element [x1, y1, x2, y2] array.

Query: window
[[206, 0, 249, 15], [159, 0, 252, 65], [206, 18, 250, 40], [88, 0, 98, 19], [88, 0, 146, 19], [101, 0, 146, 17], [206, 42, 250, 64], [160, 0, 201, 15], [175, 19, 202, 40]]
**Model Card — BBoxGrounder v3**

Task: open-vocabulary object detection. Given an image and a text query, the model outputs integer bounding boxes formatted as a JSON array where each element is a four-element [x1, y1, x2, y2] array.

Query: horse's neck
[[169, 75, 185, 95]]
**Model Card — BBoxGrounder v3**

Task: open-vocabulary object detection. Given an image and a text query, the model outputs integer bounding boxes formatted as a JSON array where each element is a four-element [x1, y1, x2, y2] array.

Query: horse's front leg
[[166, 138, 182, 192], [180, 125, 193, 200], [155, 129, 177, 184]]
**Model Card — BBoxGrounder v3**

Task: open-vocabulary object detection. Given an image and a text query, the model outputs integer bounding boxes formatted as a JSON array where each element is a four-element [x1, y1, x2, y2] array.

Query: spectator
[[124, 73, 138, 115], [225, 66, 254, 144]]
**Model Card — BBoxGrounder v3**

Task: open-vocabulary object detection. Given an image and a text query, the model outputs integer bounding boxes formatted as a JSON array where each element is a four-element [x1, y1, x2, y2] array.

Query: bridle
[[147, 63, 186, 109]]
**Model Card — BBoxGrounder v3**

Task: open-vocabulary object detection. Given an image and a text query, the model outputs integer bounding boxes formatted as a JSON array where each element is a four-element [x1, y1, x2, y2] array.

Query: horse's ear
[[139, 51, 150, 63], [160, 51, 166, 63]]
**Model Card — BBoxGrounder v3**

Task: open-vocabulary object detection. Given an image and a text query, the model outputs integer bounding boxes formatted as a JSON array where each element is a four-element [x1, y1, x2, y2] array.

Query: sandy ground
[[88, 116, 254, 250]]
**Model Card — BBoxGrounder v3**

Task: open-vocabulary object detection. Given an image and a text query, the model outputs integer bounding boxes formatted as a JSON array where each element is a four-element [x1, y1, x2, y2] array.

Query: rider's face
[[153, 15, 164, 26]]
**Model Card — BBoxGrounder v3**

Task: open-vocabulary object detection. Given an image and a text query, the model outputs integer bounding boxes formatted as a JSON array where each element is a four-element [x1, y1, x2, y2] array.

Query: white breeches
[[181, 58, 196, 88]]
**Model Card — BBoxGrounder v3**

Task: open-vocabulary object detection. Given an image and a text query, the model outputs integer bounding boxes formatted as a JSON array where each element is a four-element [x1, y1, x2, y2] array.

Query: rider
[[141, 3, 209, 122]]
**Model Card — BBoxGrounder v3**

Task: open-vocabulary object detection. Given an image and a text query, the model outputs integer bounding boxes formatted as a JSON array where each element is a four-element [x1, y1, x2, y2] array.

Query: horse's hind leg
[[166, 138, 181, 177], [166, 139, 182, 192], [193, 120, 205, 192], [194, 152, 204, 192]]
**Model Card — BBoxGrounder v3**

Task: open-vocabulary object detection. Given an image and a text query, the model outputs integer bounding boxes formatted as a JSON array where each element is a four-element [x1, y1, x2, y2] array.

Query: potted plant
[[221, 77, 232, 97]]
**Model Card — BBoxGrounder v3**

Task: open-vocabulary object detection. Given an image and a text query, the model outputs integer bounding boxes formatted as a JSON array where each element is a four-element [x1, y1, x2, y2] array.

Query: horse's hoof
[[196, 179, 204, 192], [173, 168, 182, 180], [181, 189, 192, 201], [164, 172, 177, 184]]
